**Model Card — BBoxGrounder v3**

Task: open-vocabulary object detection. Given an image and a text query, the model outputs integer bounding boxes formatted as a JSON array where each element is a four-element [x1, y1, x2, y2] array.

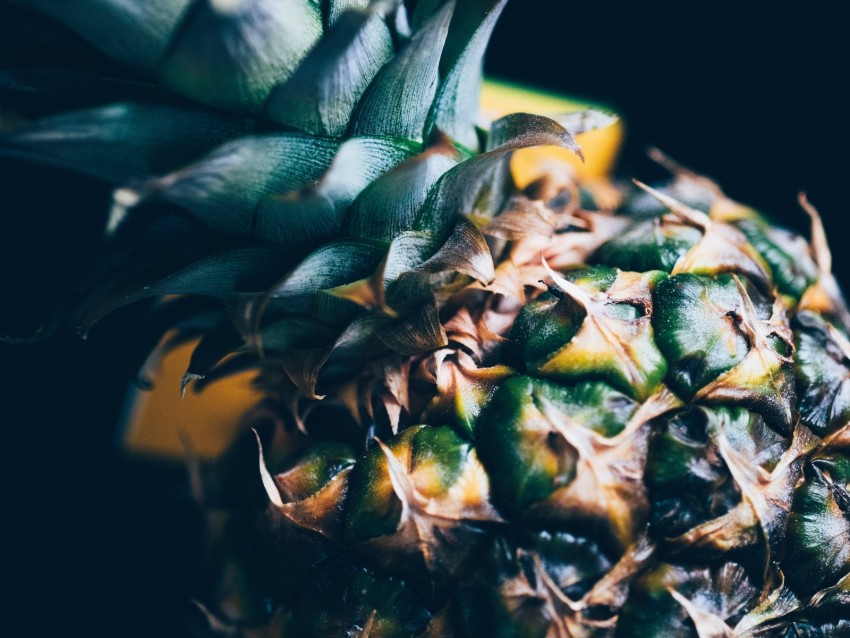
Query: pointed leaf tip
[[349, 0, 455, 140], [253, 429, 284, 507]]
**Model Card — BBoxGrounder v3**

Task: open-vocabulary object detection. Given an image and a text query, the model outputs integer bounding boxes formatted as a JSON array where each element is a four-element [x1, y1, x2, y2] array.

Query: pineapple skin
[[227, 171, 850, 638], [2, 1, 849, 637]]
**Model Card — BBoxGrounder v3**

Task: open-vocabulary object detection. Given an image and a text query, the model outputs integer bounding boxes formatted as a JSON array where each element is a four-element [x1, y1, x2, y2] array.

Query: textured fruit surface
[[3, 1, 850, 636]]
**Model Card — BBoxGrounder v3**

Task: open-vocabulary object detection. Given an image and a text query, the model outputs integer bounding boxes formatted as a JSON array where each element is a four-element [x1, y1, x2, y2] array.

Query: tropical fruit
[[2, 1, 848, 636]]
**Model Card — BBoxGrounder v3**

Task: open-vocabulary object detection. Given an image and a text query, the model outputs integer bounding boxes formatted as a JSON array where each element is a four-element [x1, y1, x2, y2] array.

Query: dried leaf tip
[[253, 428, 284, 507], [798, 192, 832, 274], [541, 257, 593, 308], [180, 372, 203, 398], [647, 147, 723, 196], [632, 178, 710, 229], [107, 186, 142, 235], [731, 274, 793, 358]]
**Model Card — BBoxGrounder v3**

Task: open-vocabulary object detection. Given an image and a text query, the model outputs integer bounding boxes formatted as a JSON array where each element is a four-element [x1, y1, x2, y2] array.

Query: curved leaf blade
[[131, 133, 340, 235], [264, 239, 388, 314], [341, 138, 459, 241], [157, 0, 323, 111], [79, 247, 294, 334], [348, 0, 454, 140], [264, 7, 393, 136], [425, 0, 508, 150], [13, 0, 193, 67], [254, 136, 419, 246], [0, 102, 252, 183], [414, 112, 580, 235]]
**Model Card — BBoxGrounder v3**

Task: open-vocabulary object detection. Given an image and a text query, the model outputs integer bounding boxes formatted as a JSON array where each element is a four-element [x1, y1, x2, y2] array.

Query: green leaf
[[486, 112, 583, 156], [376, 300, 448, 355], [264, 240, 388, 314], [0, 102, 252, 183], [348, 0, 454, 140], [385, 216, 494, 309], [274, 313, 389, 397], [414, 112, 580, 235], [341, 139, 459, 241], [254, 136, 419, 246], [326, 0, 372, 25], [14, 0, 193, 67], [79, 247, 294, 334], [157, 0, 323, 111], [128, 133, 340, 235], [0, 68, 166, 116], [257, 316, 337, 355], [425, 0, 508, 150], [264, 7, 393, 136], [255, 191, 339, 254], [409, 0, 445, 28], [381, 231, 442, 284], [413, 216, 494, 284]]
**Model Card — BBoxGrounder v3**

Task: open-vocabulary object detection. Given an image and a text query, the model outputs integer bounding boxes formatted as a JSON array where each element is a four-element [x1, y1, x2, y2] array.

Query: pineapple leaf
[[12, 0, 193, 67], [264, 6, 394, 136], [342, 136, 460, 241], [263, 239, 388, 314], [0, 102, 252, 183], [257, 316, 337, 355], [0, 68, 165, 115], [326, 0, 373, 26], [413, 216, 494, 284], [254, 136, 419, 247], [414, 112, 580, 236], [377, 301, 448, 355], [121, 133, 340, 235], [384, 216, 495, 310], [425, 0, 508, 150], [157, 0, 323, 111], [348, 0, 454, 140], [255, 191, 339, 253], [78, 247, 294, 335], [381, 231, 442, 285]]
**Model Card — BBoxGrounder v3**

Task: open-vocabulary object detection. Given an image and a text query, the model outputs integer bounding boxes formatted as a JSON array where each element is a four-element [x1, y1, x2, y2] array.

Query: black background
[[2, 1, 849, 636]]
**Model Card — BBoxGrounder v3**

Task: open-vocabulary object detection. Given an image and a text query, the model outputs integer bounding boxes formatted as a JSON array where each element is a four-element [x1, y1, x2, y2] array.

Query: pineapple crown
[[0, 0, 600, 397]]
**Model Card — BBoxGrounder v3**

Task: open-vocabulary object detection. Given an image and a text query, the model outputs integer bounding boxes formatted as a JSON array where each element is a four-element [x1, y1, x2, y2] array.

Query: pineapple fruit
[[2, 0, 850, 636]]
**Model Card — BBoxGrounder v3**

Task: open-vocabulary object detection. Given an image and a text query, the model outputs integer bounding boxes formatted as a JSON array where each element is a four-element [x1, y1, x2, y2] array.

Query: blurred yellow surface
[[122, 337, 261, 460]]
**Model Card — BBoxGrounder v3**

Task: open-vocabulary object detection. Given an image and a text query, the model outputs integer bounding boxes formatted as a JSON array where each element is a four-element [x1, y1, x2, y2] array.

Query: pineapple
[[3, 1, 850, 636]]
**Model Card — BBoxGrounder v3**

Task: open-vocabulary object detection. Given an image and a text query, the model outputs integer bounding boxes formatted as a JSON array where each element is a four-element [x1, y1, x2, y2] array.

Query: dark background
[[2, 1, 849, 636]]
